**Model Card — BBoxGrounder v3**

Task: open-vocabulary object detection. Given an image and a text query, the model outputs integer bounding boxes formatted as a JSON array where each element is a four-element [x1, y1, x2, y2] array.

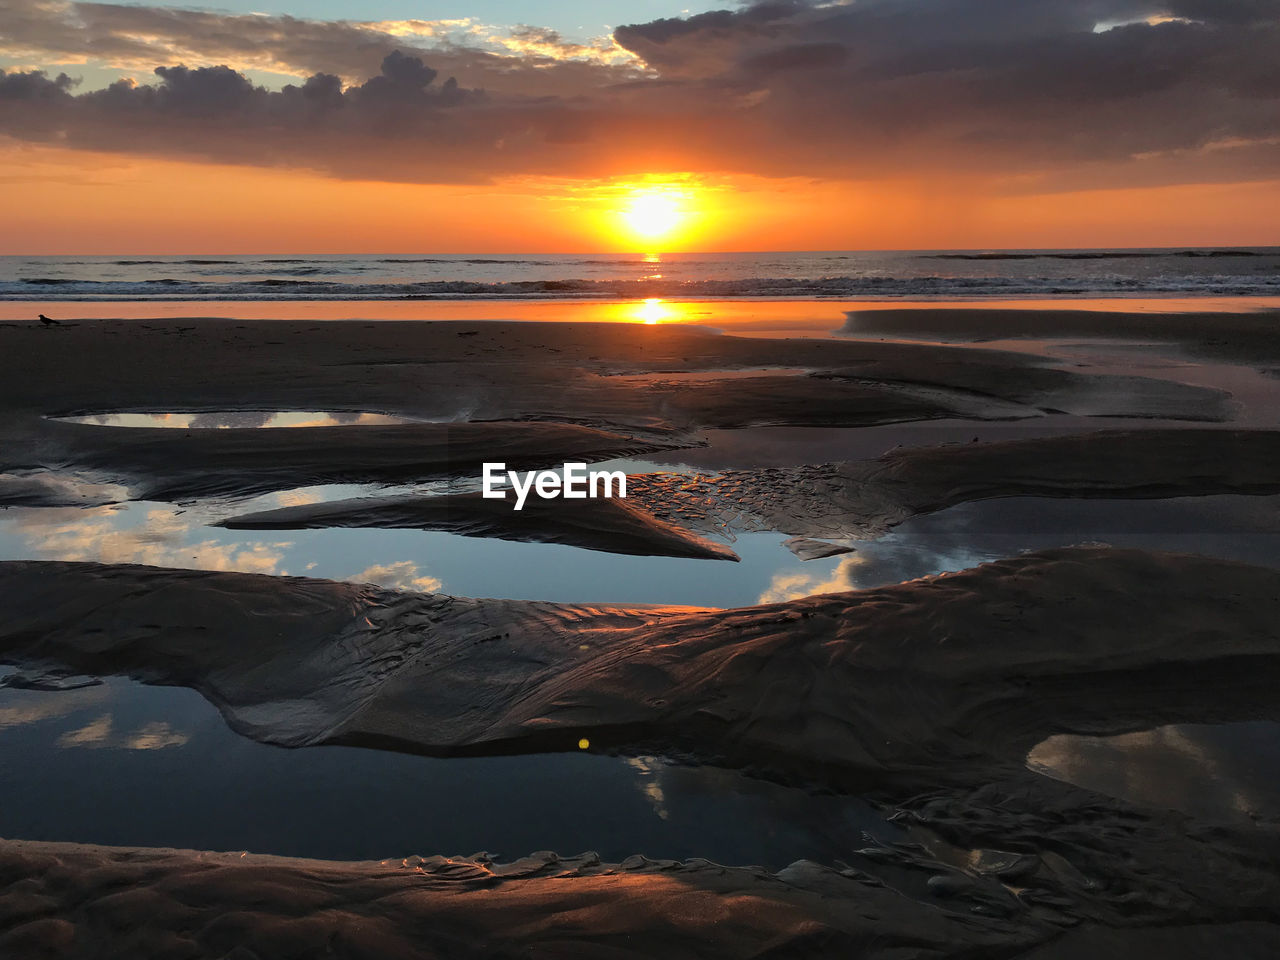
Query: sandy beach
[[6, 0, 1280, 948], [0, 304, 1278, 956]]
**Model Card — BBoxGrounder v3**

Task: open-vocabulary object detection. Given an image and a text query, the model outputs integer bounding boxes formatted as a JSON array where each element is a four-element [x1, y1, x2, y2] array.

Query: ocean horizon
[[4, 247, 1279, 301]]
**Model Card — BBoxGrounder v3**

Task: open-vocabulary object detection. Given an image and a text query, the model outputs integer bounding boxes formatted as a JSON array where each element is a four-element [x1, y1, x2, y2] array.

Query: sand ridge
[[2, 548, 1278, 783], [219, 489, 741, 560]]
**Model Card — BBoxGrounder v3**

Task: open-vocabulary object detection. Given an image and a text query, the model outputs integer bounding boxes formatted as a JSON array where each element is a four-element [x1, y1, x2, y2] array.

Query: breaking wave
[[5, 249, 1278, 300]]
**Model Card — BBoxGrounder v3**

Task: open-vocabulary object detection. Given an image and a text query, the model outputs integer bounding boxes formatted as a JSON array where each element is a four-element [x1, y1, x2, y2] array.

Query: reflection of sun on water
[[636, 298, 670, 324]]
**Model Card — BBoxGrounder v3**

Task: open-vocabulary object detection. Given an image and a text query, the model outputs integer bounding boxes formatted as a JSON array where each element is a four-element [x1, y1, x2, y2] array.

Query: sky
[[1, 0, 1278, 252], [119, 1, 725, 34]]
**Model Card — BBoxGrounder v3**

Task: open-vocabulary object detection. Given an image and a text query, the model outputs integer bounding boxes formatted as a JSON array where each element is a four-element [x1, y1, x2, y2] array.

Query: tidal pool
[[0, 676, 898, 866], [1, 488, 1278, 606], [3, 477, 1278, 866]]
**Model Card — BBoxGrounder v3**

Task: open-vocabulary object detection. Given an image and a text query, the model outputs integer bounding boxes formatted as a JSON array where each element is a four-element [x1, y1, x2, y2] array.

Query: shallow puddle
[[0, 495, 847, 607], [2, 490, 1278, 605], [0, 676, 898, 865], [1027, 721, 1280, 821], [839, 493, 1280, 592]]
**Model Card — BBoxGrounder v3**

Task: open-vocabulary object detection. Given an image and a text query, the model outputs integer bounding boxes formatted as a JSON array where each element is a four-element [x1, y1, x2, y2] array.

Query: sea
[[3, 248, 1279, 301]]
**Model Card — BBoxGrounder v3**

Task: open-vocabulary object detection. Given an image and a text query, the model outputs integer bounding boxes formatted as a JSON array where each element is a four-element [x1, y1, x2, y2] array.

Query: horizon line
[[3, 244, 1279, 258]]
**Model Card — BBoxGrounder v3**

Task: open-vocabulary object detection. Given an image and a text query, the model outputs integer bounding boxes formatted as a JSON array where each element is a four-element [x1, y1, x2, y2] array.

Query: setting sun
[[619, 189, 685, 242]]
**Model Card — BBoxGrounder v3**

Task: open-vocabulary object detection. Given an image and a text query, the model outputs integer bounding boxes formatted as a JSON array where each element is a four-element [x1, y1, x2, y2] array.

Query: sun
[[597, 177, 703, 248], [619, 189, 684, 242]]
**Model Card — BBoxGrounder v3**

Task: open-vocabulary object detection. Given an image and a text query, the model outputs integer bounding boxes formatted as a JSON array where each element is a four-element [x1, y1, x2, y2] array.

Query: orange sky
[[4, 1, 1279, 253], [2, 143, 1278, 254]]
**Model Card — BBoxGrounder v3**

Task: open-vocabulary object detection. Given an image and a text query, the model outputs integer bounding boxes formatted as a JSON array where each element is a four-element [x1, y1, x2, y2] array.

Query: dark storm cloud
[[740, 42, 847, 74], [608, 0, 1280, 184], [0, 0, 1277, 187]]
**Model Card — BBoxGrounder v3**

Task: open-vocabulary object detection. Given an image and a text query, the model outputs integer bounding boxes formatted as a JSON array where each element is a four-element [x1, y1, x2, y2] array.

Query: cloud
[[13, 504, 291, 574], [56, 712, 114, 747], [1026, 723, 1274, 820], [0, 2, 635, 89], [349, 560, 442, 593], [56, 712, 189, 749], [0, 685, 108, 729], [758, 554, 865, 603], [0, 0, 1276, 188], [124, 721, 190, 750], [625, 756, 671, 820], [0, 65, 77, 96], [491, 25, 633, 65]]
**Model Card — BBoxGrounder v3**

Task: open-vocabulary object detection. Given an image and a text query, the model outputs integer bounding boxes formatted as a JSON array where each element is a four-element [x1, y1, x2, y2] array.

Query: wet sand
[[3, 308, 1280, 956], [0, 316, 1240, 507], [842, 306, 1280, 366], [0, 839, 1066, 959], [2, 548, 1278, 779], [631, 428, 1280, 541], [4, 549, 1280, 955], [227, 430, 1280, 549]]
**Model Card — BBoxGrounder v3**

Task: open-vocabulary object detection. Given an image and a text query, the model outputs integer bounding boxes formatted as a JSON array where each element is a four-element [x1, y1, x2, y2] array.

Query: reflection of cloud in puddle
[[758, 555, 866, 603], [1027, 724, 1274, 820], [56, 713, 189, 750], [273, 489, 324, 508], [0, 686, 108, 730], [350, 560, 442, 593], [126, 722, 191, 750], [188, 411, 273, 429], [625, 757, 670, 820], [57, 713, 114, 747], [12, 506, 291, 575]]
